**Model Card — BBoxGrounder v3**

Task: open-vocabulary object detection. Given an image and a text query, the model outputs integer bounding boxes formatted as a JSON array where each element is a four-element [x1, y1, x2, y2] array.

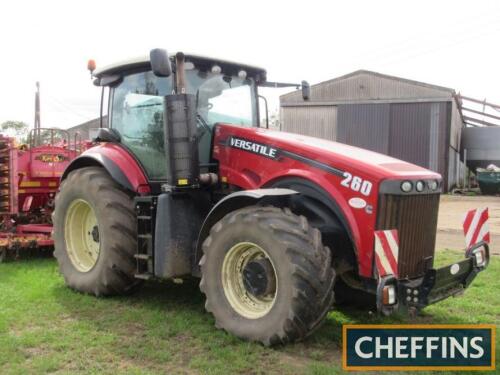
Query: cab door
[[110, 70, 173, 181]]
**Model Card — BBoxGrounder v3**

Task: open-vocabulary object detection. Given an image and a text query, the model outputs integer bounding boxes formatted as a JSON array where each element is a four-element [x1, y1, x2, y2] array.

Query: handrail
[[28, 128, 70, 148]]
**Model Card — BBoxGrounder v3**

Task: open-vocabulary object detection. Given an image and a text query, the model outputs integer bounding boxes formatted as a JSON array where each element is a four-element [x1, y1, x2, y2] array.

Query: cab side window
[[110, 71, 172, 180]]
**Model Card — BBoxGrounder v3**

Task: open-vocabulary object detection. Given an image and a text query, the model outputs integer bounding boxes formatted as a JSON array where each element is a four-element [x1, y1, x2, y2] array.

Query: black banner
[[343, 325, 495, 371]]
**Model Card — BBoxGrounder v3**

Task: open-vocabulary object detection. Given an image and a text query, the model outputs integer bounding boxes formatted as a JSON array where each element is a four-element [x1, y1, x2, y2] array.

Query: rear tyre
[[200, 206, 335, 346], [53, 167, 140, 296]]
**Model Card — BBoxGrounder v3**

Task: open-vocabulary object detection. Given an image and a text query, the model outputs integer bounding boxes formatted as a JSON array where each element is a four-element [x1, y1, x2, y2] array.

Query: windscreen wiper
[[196, 113, 212, 135]]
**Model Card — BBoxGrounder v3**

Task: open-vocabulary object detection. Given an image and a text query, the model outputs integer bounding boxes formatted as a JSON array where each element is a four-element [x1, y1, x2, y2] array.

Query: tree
[[1, 121, 29, 142]]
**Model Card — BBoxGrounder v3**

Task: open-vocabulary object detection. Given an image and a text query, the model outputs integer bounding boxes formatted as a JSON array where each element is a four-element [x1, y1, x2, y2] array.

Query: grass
[[0, 251, 498, 374]]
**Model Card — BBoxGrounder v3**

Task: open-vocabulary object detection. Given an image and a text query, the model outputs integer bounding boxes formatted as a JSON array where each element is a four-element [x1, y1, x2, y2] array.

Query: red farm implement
[[0, 128, 86, 261]]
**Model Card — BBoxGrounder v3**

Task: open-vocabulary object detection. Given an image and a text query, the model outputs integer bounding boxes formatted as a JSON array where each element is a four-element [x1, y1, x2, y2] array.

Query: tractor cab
[[92, 52, 267, 183]]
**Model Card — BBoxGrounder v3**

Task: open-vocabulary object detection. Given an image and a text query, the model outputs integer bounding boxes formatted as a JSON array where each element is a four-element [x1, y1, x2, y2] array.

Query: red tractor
[[0, 128, 83, 260], [53, 50, 490, 345]]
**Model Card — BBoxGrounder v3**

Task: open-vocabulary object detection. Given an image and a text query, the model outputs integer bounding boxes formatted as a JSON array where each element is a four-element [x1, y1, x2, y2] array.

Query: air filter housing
[[163, 94, 199, 188]]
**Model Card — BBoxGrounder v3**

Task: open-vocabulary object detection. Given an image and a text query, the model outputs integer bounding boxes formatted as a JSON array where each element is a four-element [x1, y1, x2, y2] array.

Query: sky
[[1, 0, 500, 130]]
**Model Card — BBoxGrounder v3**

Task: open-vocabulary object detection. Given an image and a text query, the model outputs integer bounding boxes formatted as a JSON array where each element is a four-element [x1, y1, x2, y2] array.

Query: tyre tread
[[199, 205, 335, 346], [53, 167, 141, 296]]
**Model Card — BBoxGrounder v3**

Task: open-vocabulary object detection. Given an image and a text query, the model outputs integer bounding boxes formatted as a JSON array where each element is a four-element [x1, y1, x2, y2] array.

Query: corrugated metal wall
[[448, 148, 466, 191], [67, 117, 106, 140], [280, 106, 337, 140], [281, 101, 453, 189], [389, 103, 431, 168], [337, 104, 390, 153], [450, 100, 463, 150]]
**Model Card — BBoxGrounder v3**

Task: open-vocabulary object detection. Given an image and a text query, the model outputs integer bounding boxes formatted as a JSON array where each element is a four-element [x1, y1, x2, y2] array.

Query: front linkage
[[377, 241, 490, 315]]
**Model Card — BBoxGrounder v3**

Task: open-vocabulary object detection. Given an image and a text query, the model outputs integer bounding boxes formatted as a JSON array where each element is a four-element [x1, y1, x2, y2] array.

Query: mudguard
[[193, 188, 298, 275], [61, 143, 149, 194]]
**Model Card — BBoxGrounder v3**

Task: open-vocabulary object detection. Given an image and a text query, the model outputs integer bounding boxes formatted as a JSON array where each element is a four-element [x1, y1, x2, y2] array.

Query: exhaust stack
[[163, 52, 199, 189]]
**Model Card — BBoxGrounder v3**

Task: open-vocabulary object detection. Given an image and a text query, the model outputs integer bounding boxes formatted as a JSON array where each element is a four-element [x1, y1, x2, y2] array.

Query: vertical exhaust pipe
[[162, 51, 200, 190], [175, 52, 186, 94]]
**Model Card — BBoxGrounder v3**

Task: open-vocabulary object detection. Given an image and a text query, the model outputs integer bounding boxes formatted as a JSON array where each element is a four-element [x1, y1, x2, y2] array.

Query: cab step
[[134, 254, 151, 260], [134, 273, 154, 280], [134, 196, 157, 280]]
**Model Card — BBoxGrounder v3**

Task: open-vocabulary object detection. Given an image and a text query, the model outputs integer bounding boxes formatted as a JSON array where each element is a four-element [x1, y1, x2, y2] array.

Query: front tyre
[[200, 206, 335, 346], [53, 167, 140, 296]]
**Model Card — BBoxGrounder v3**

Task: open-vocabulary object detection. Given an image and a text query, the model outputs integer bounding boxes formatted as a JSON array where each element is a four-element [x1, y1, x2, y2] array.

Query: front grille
[[377, 194, 440, 279]]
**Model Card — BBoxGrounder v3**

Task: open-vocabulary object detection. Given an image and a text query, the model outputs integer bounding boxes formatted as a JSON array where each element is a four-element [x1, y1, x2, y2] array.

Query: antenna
[[33, 81, 41, 145], [34, 82, 41, 131]]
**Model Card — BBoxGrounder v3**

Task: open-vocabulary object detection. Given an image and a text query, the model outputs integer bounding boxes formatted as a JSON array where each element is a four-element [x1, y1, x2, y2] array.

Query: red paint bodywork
[[81, 143, 150, 194], [84, 124, 440, 278], [212, 124, 441, 277]]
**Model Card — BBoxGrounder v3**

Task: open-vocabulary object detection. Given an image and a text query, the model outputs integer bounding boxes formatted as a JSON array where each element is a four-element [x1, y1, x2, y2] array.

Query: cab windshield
[[185, 69, 257, 127], [110, 66, 258, 180]]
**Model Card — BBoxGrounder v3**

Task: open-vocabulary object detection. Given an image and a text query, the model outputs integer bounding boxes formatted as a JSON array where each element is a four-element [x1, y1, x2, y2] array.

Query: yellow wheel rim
[[64, 199, 100, 272], [221, 242, 277, 319]]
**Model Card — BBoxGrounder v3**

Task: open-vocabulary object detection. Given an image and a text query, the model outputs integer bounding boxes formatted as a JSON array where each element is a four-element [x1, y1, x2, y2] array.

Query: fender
[[193, 188, 298, 275], [261, 169, 362, 253], [222, 163, 366, 274], [266, 176, 358, 274], [62, 143, 150, 194], [266, 176, 354, 241], [257, 168, 367, 275]]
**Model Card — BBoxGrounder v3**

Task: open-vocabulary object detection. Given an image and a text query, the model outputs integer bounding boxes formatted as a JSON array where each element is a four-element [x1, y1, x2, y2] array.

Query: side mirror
[[301, 80, 311, 101], [93, 128, 121, 143], [150, 48, 172, 77]]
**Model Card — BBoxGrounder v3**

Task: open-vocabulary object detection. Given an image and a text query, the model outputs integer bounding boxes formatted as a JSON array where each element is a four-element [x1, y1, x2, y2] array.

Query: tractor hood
[[216, 125, 441, 181], [266, 129, 439, 179]]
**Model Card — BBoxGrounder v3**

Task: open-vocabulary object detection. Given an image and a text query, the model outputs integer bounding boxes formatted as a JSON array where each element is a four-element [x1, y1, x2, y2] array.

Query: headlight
[[383, 285, 397, 305], [416, 181, 425, 192], [473, 248, 486, 267], [428, 180, 439, 191], [401, 181, 413, 193]]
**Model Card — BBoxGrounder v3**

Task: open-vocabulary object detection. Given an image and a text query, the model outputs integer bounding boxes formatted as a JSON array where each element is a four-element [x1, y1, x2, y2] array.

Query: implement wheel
[[200, 206, 335, 346], [53, 167, 140, 296]]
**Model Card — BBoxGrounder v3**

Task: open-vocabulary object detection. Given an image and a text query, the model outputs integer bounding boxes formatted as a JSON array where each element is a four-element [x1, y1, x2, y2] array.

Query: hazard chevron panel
[[374, 229, 399, 278], [463, 208, 490, 250]]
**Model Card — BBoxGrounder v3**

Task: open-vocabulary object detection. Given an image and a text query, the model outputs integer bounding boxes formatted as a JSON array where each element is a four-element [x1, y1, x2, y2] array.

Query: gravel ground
[[436, 194, 500, 254]]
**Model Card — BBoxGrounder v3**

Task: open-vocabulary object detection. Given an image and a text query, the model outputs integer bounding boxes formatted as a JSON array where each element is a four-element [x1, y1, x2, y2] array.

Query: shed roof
[[281, 70, 456, 104]]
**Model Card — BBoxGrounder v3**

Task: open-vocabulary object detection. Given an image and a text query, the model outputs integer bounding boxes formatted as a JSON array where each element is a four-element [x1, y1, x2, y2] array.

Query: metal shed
[[280, 70, 465, 192], [67, 116, 107, 141], [462, 127, 500, 171]]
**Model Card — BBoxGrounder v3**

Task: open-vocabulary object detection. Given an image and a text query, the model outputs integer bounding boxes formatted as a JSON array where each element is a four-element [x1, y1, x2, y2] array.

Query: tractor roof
[[93, 53, 267, 82]]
